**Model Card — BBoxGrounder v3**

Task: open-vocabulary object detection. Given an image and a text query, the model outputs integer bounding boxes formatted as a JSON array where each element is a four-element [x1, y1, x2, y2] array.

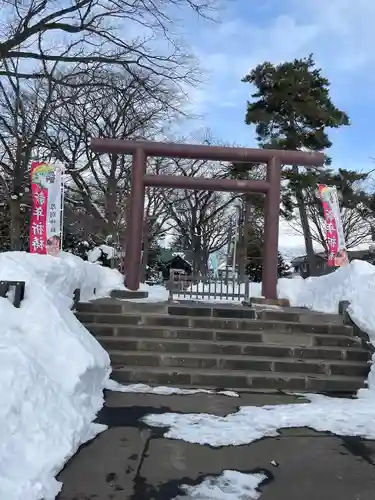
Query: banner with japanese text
[[29, 162, 63, 256], [317, 184, 348, 267]]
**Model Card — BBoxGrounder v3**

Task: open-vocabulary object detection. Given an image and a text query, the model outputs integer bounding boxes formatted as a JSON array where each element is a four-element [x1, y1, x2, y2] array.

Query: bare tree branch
[[0, 0, 216, 92], [39, 68, 181, 240]]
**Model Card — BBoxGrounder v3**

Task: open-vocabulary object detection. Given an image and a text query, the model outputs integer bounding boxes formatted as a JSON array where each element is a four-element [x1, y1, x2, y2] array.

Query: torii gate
[[90, 139, 324, 299]]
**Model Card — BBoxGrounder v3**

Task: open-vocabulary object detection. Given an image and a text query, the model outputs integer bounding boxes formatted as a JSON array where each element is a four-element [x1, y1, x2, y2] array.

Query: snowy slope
[[0, 252, 123, 500]]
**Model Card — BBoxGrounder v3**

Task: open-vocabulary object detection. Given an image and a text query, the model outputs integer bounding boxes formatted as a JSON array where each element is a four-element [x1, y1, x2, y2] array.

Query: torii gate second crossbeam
[[90, 139, 324, 299]]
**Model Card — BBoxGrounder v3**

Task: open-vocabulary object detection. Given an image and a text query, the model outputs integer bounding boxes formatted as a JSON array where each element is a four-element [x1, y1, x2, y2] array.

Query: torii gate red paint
[[90, 139, 324, 299]]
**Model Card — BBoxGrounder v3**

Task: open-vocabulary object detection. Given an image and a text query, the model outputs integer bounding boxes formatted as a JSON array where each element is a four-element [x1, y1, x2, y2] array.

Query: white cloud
[[149, 1, 375, 254], [184, 0, 375, 119]]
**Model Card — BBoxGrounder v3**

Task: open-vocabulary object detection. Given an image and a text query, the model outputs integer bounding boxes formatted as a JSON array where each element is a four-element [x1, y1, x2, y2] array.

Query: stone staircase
[[75, 299, 372, 393]]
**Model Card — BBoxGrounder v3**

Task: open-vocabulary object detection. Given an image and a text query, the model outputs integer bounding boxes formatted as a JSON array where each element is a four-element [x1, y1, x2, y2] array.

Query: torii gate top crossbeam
[[88, 138, 325, 298], [90, 138, 325, 166]]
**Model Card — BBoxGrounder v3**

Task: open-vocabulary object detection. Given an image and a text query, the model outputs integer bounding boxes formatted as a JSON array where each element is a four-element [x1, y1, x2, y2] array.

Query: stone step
[[77, 300, 258, 317], [110, 289, 148, 299], [76, 312, 353, 336], [97, 336, 370, 362], [169, 304, 343, 324], [85, 324, 362, 348], [76, 299, 168, 315], [256, 309, 344, 325], [77, 300, 344, 325], [168, 304, 256, 319], [77, 301, 258, 319], [250, 297, 291, 307], [110, 365, 367, 393], [107, 350, 370, 377]]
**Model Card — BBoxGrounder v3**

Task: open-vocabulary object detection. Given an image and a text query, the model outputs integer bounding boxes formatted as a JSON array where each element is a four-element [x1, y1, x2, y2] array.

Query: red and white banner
[[29, 162, 63, 256], [317, 184, 348, 267]]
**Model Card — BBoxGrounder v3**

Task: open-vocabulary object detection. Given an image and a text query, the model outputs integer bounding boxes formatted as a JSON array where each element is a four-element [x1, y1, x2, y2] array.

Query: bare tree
[[0, 0, 223, 251], [163, 156, 236, 273], [0, 0, 216, 91], [0, 56, 78, 248], [144, 158, 176, 238], [41, 70, 180, 241]]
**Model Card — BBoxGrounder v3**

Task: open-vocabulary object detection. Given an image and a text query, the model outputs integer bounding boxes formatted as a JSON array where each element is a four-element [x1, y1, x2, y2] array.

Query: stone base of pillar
[[110, 289, 148, 299], [250, 297, 290, 307]]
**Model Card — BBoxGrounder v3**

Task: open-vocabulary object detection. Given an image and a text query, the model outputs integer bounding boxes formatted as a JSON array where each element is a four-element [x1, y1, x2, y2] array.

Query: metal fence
[[167, 269, 252, 302]]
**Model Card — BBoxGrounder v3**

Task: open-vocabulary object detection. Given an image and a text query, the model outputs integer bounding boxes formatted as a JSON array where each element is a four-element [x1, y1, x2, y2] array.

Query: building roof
[[291, 248, 375, 266], [163, 254, 192, 269], [348, 249, 371, 259], [291, 253, 326, 265]]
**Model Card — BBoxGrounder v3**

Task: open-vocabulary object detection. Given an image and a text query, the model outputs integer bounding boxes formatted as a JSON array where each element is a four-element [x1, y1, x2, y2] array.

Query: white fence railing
[[167, 269, 253, 302]]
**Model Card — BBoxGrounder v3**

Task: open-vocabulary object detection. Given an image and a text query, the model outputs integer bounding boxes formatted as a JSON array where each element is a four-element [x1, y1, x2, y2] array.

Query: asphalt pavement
[[57, 391, 375, 500]]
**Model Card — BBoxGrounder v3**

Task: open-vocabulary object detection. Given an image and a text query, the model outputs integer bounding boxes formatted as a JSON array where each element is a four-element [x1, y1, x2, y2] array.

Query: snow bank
[[173, 470, 266, 499], [137, 283, 169, 302], [277, 259, 375, 315], [0, 251, 123, 500], [106, 379, 238, 397], [278, 260, 375, 391], [87, 244, 116, 263], [111, 282, 169, 303]]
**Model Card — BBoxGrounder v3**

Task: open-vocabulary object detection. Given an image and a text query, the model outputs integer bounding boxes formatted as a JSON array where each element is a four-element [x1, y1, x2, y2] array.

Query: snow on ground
[[114, 282, 169, 302], [143, 260, 375, 451], [173, 470, 266, 499], [106, 379, 238, 397], [0, 251, 124, 500], [136, 283, 169, 302], [144, 393, 375, 447]]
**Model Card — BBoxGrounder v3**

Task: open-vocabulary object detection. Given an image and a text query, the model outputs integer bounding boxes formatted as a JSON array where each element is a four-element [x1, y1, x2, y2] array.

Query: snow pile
[[277, 259, 374, 315], [0, 251, 123, 500], [106, 379, 238, 397], [87, 244, 116, 264], [137, 283, 169, 302], [58, 250, 124, 299], [173, 470, 266, 499], [278, 259, 375, 389]]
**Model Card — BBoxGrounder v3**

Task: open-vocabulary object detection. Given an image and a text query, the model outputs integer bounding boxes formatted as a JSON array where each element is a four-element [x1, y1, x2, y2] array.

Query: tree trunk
[[232, 203, 241, 277], [105, 176, 117, 239], [9, 198, 22, 251], [141, 221, 150, 282], [192, 225, 202, 275], [226, 221, 233, 268], [293, 166, 316, 276], [200, 249, 209, 275], [238, 196, 250, 281]]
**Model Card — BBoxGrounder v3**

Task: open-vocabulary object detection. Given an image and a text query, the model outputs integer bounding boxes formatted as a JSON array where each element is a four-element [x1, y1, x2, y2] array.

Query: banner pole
[[60, 166, 66, 251]]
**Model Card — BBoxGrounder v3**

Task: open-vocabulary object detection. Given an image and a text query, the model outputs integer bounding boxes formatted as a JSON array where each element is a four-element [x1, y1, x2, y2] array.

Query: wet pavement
[[57, 391, 375, 500]]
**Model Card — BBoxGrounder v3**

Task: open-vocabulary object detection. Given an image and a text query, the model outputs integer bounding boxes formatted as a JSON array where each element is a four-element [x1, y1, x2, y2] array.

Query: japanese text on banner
[[29, 162, 63, 256], [317, 184, 348, 267]]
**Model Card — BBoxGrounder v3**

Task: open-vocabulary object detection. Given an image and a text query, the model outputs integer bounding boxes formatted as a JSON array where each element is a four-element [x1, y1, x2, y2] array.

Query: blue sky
[[179, 0, 375, 176], [169, 0, 375, 253]]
